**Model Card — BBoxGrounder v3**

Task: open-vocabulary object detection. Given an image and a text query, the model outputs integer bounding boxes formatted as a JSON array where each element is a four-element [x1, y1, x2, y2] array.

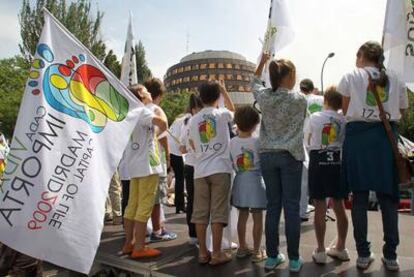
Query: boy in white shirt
[[189, 80, 235, 265], [306, 86, 349, 264]]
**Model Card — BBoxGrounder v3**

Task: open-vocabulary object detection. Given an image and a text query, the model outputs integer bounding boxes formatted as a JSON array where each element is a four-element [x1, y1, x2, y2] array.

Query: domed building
[[164, 50, 256, 105]]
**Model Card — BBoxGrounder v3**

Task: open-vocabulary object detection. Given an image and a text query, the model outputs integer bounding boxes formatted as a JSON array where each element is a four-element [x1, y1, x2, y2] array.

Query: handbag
[[366, 71, 414, 189]]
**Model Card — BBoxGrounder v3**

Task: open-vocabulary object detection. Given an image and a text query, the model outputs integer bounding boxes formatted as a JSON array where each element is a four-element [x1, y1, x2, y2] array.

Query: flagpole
[[41, 8, 138, 103]]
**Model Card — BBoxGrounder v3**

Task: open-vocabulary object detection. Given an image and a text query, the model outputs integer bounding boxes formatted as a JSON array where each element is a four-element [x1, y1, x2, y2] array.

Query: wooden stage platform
[[78, 207, 414, 277]]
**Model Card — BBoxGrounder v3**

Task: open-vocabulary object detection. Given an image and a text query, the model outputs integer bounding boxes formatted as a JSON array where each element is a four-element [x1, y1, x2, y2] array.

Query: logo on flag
[[0, 10, 142, 274]]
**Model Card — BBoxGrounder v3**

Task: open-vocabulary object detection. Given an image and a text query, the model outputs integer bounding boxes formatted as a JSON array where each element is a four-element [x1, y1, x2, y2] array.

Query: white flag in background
[[0, 9, 143, 274], [120, 12, 138, 86], [260, 0, 295, 85], [383, 0, 414, 90]]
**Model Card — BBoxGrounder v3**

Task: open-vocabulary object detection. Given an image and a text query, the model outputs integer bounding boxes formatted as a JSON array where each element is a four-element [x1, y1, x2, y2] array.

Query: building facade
[[164, 50, 256, 105]]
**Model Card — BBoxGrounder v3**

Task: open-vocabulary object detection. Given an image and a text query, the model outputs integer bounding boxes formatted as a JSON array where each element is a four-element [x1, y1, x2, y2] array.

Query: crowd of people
[[0, 40, 409, 274], [112, 40, 408, 273]]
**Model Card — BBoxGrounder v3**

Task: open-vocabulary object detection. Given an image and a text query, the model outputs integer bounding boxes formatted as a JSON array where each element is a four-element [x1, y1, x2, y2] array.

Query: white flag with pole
[[0, 9, 143, 274], [120, 12, 138, 86], [383, 0, 414, 90], [260, 0, 295, 86]]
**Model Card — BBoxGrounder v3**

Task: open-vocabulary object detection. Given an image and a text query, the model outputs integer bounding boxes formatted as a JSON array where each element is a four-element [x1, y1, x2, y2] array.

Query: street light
[[321, 52, 335, 94]]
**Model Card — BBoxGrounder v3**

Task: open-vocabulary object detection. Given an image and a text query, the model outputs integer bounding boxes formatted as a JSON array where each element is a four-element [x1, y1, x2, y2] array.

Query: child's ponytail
[[269, 59, 296, 92]]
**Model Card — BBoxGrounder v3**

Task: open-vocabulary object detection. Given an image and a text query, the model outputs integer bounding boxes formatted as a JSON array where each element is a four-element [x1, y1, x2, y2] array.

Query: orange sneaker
[[120, 243, 134, 255], [131, 247, 161, 259]]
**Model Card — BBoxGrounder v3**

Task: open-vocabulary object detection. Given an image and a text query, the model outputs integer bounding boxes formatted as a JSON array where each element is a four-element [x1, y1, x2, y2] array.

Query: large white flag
[[0, 9, 143, 274], [383, 0, 414, 90], [120, 12, 138, 86], [260, 0, 295, 85]]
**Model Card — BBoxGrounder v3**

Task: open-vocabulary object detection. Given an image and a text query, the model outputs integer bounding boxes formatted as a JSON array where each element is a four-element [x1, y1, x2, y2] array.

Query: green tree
[[399, 90, 414, 141], [160, 91, 192, 125], [135, 41, 152, 83], [0, 57, 30, 138], [104, 50, 121, 78], [19, 0, 106, 61]]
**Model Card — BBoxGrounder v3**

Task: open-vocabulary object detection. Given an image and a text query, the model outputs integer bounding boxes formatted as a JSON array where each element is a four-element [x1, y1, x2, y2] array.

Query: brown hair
[[234, 105, 260, 132], [144, 78, 166, 99], [358, 41, 388, 87], [186, 93, 203, 114], [324, 86, 342, 111], [269, 59, 296, 91], [199, 81, 221, 105], [299, 79, 314, 94], [128, 84, 146, 101]]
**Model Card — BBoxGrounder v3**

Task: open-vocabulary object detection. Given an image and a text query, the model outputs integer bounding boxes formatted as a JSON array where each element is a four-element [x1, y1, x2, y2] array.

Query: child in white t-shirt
[[122, 84, 167, 259], [306, 86, 349, 265], [230, 105, 267, 263], [189, 80, 235, 265]]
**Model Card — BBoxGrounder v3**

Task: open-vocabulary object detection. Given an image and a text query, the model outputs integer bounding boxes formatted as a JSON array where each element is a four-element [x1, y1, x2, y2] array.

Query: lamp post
[[321, 52, 335, 94]]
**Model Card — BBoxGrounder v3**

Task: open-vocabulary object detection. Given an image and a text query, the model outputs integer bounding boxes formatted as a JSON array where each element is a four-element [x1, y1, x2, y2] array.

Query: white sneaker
[[327, 247, 350, 261], [382, 257, 400, 271], [312, 249, 327, 264], [188, 237, 198, 245], [357, 253, 375, 270]]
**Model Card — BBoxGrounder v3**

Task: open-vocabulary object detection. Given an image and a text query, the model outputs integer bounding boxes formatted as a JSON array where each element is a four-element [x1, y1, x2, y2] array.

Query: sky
[[0, 0, 387, 88]]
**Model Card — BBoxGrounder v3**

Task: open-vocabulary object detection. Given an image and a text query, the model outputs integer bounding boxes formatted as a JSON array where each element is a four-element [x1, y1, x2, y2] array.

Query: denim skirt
[[341, 121, 399, 199]]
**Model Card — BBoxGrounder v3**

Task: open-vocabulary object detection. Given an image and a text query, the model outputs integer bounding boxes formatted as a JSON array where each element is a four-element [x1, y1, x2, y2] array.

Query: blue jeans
[[352, 192, 399, 260], [260, 151, 302, 260]]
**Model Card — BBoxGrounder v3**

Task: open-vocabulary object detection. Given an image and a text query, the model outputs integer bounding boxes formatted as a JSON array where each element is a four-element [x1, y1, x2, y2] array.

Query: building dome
[[180, 50, 247, 63], [164, 50, 256, 106]]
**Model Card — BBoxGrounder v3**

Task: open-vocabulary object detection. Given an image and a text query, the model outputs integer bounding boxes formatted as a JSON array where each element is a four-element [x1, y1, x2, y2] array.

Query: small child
[[189, 80, 235, 265], [306, 86, 349, 264], [230, 106, 267, 263], [122, 84, 167, 259]]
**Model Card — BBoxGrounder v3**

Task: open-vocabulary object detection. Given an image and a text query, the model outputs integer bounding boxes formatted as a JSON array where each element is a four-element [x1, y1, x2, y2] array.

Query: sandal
[[236, 248, 253, 259], [251, 249, 267, 263], [209, 252, 232, 266]]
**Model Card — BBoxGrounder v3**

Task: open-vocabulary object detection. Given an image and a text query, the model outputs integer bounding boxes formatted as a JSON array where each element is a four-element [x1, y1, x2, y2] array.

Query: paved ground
[[89, 207, 414, 277]]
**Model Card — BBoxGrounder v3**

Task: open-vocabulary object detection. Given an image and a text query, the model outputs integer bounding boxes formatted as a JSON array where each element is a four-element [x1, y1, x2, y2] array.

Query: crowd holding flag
[[383, 0, 414, 91], [0, 9, 143, 274], [1, 0, 414, 275]]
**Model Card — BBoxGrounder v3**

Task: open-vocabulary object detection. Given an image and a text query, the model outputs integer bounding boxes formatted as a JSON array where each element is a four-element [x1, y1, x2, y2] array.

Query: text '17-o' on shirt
[[189, 107, 234, 179], [125, 106, 163, 178], [306, 110, 346, 151], [229, 136, 261, 173], [337, 67, 409, 122]]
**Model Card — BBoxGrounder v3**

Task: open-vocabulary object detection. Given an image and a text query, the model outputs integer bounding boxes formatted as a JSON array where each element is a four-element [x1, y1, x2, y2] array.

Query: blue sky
[[0, 0, 387, 88]]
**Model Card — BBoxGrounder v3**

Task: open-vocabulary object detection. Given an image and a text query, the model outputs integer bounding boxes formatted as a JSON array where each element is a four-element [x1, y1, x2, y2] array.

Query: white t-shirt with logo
[[305, 94, 324, 115], [126, 107, 163, 178], [303, 94, 325, 148], [168, 114, 189, 156], [229, 136, 260, 173], [189, 107, 234, 178], [337, 67, 409, 122], [307, 110, 346, 150], [147, 103, 169, 177], [180, 116, 199, 167]]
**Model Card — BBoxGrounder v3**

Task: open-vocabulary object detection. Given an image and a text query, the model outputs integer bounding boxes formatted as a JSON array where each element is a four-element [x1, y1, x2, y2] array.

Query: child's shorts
[[308, 149, 348, 200], [191, 173, 231, 226], [124, 174, 159, 222]]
